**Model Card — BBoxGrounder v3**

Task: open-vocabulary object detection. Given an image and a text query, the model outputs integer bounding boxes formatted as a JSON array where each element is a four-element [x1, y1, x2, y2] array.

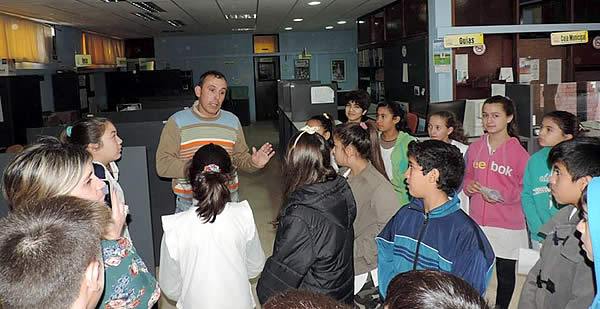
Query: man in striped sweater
[[156, 70, 275, 212]]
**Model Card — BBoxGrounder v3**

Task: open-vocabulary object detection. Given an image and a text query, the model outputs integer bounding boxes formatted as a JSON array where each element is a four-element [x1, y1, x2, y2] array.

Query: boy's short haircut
[[385, 270, 491, 309], [407, 140, 465, 196], [344, 90, 370, 111], [0, 196, 111, 308], [263, 289, 352, 309], [549, 137, 600, 180]]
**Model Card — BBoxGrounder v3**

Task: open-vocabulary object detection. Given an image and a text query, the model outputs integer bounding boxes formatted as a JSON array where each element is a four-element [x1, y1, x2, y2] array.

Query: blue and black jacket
[[376, 193, 495, 298]]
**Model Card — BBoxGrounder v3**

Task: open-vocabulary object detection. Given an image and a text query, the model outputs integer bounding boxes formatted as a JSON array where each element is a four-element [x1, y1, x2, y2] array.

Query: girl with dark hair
[[159, 143, 265, 308], [61, 117, 125, 220], [333, 122, 398, 307], [307, 112, 339, 171], [463, 95, 530, 309], [257, 127, 356, 305], [427, 111, 469, 154], [522, 110, 581, 249], [428, 111, 470, 213], [375, 101, 415, 205]]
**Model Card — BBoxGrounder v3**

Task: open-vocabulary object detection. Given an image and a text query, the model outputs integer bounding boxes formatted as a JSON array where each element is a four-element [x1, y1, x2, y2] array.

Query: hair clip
[[292, 126, 320, 149], [203, 164, 220, 174], [359, 122, 367, 130], [66, 126, 73, 137], [322, 113, 330, 119]]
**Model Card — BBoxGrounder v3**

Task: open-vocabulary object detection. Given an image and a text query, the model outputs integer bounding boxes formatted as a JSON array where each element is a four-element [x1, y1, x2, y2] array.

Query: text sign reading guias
[[443, 33, 484, 48]]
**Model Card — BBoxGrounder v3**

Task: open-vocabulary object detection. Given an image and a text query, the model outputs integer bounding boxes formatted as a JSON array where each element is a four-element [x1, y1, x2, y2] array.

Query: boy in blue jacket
[[376, 140, 495, 298]]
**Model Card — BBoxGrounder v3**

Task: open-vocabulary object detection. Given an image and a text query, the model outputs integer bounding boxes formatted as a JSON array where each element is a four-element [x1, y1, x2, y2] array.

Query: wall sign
[[443, 33, 484, 48], [473, 44, 486, 56], [593, 36, 600, 50], [550, 30, 588, 46], [75, 54, 92, 67]]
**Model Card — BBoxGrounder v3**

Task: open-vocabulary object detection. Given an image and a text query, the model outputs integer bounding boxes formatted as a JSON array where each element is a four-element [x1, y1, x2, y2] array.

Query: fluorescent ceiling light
[[337, 20, 346, 24], [293, 18, 303, 22], [167, 19, 186, 27], [357, 20, 366, 24], [132, 12, 162, 21], [130, 2, 166, 13], [308, 1, 321, 5], [284, 27, 293, 30], [232, 27, 255, 32], [325, 25, 333, 29], [224, 13, 256, 20]]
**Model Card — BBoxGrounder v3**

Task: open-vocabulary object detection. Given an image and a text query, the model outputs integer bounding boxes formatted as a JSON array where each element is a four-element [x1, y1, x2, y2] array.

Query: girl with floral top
[[2, 138, 160, 309]]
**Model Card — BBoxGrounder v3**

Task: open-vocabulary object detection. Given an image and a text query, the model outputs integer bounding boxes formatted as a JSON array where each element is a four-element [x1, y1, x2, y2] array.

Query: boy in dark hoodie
[[376, 140, 495, 299], [518, 137, 600, 309]]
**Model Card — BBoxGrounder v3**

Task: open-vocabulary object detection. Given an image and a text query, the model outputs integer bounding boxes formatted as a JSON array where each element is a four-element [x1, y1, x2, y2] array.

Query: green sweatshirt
[[521, 147, 558, 242], [390, 131, 416, 207]]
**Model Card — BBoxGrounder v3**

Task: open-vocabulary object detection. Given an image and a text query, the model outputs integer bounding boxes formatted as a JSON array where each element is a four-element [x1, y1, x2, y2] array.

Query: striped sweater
[[156, 101, 257, 199]]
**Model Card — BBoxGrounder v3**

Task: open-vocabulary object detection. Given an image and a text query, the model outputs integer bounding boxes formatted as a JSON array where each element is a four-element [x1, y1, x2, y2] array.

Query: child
[[307, 112, 338, 171], [333, 122, 398, 307], [384, 270, 492, 309], [0, 196, 110, 309], [576, 177, 600, 308], [2, 138, 160, 309], [463, 95, 529, 309], [375, 101, 416, 205], [519, 137, 600, 309], [427, 110, 469, 213], [427, 111, 469, 155], [522, 111, 580, 249], [257, 127, 357, 305], [376, 140, 495, 299], [159, 143, 265, 308], [62, 117, 125, 216], [345, 90, 370, 123]]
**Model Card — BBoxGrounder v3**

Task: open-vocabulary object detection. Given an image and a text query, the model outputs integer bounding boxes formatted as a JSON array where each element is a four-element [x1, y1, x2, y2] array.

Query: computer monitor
[[414, 100, 467, 137]]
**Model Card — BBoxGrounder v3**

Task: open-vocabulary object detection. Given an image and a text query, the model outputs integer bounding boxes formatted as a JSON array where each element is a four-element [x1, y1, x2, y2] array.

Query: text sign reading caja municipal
[[551, 30, 588, 46], [443, 33, 484, 48]]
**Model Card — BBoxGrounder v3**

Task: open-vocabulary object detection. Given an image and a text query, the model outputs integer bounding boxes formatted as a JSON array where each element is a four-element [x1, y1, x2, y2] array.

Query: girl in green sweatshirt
[[522, 111, 581, 248]]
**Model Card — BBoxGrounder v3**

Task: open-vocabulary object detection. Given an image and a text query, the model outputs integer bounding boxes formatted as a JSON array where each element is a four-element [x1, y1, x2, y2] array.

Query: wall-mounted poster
[[295, 59, 310, 80], [331, 59, 346, 81]]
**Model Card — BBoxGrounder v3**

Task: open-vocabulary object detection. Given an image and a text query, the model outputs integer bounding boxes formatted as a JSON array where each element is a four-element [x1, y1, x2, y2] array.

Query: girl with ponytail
[[332, 122, 399, 306], [159, 143, 265, 308]]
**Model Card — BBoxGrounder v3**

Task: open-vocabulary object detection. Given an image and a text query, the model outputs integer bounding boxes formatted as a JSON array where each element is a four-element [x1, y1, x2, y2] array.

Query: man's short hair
[[0, 196, 111, 308], [385, 270, 491, 309], [344, 90, 370, 111], [263, 289, 351, 309], [197, 70, 228, 87], [549, 137, 600, 180], [407, 140, 465, 196]]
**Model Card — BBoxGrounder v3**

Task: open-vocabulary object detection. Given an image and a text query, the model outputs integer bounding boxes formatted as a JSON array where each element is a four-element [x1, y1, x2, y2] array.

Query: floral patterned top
[[99, 237, 160, 309]]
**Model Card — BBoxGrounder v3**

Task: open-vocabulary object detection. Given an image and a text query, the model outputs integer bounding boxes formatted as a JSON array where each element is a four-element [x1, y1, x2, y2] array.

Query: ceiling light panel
[[131, 12, 163, 21], [166, 20, 186, 27], [308, 1, 321, 5], [130, 2, 166, 13], [224, 13, 257, 20]]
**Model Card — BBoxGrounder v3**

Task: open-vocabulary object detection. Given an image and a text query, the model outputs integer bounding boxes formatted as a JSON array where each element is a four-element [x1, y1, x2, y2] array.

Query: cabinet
[[0, 76, 43, 147]]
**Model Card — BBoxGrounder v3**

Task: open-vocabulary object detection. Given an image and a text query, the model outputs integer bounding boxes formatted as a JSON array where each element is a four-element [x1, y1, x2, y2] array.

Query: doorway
[[254, 56, 280, 121]]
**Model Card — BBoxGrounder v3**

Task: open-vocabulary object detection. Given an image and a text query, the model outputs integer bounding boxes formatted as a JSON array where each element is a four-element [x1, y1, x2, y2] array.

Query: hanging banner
[[550, 30, 588, 46], [443, 33, 484, 48]]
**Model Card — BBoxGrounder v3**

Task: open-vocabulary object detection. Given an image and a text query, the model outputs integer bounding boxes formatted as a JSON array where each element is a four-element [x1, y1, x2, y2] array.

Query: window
[[253, 35, 278, 53], [0, 14, 53, 64], [82, 32, 125, 65]]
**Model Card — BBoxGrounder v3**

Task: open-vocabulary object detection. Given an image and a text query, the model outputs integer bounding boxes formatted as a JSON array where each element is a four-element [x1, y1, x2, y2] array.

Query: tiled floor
[[157, 120, 525, 309]]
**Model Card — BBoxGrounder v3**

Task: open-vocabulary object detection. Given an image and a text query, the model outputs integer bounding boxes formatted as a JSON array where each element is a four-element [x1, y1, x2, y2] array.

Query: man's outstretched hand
[[251, 142, 275, 168]]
